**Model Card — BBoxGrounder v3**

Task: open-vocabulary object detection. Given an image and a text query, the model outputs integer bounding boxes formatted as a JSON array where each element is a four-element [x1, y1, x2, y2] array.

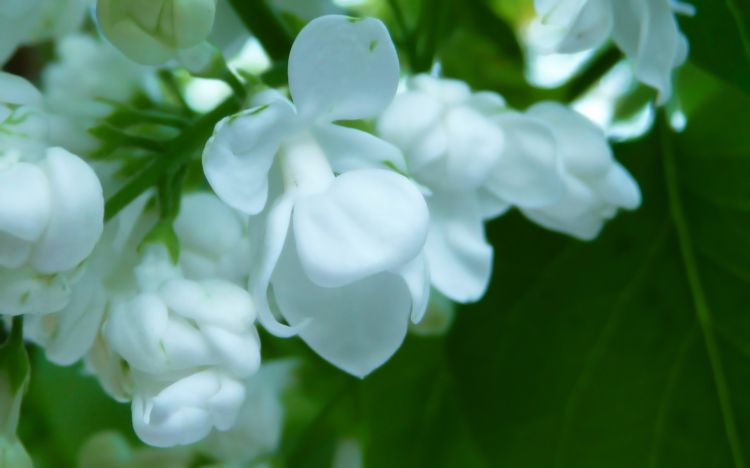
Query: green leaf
[[680, 0, 750, 94], [445, 86, 750, 467]]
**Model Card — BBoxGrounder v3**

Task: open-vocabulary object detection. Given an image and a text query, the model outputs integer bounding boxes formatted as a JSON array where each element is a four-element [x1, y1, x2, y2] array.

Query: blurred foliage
[[12, 0, 750, 466]]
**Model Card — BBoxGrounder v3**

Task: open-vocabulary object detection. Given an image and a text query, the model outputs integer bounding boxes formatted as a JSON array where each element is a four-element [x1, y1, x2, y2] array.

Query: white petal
[[425, 191, 493, 303], [203, 99, 297, 215], [133, 370, 245, 447], [27, 273, 107, 365], [30, 148, 104, 274], [104, 293, 169, 373], [312, 123, 407, 173], [377, 90, 443, 156], [397, 253, 431, 323], [201, 325, 261, 378], [272, 236, 411, 377], [250, 195, 303, 337], [174, 192, 244, 259], [527, 102, 612, 177], [410, 75, 472, 105], [487, 112, 564, 208], [293, 169, 428, 288], [0, 162, 50, 242], [611, 0, 685, 104], [0, 72, 43, 106], [288, 15, 399, 121], [592, 162, 642, 210], [530, 0, 612, 53]]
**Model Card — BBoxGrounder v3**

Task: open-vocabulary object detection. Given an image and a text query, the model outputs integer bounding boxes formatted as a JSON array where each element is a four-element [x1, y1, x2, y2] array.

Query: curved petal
[[174, 192, 244, 260], [203, 99, 296, 215], [530, 0, 612, 53], [272, 235, 411, 378], [31, 148, 104, 274], [611, 0, 685, 104], [424, 191, 493, 303], [288, 15, 399, 121], [0, 162, 50, 241], [312, 123, 406, 173], [0, 72, 43, 106], [250, 195, 306, 337], [26, 274, 107, 365], [104, 293, 170, 373], [486, 112, 564, 208], [396, 253, 431, 324], [592, 162, 642, 210], [527, 102, 612, 177], [133, 370, 245, 447], [293, 169, 429, 288], [417, 106, 505, 191], [376, 91, 442, 157]]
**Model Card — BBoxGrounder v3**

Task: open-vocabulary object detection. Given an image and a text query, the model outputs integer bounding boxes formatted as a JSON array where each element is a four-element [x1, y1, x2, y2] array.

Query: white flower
[[0, 0, 92, 65], [174, 192, 251, 285], [0, 74, 104, 300], [377, 75, 508, 303], [201, 361, 296, 464], [25, 193, 152, 366], [203, 15, 430, 378], [529, 0, 693, 103], [104, 254, 260, 379], [490, 102, 641, 240], [96, 0, 218, 65], [132, 369, 246, 448]]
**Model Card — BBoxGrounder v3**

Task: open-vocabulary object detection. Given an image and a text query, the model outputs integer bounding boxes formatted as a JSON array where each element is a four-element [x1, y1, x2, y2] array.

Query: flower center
[[279, 132, 335, 196]]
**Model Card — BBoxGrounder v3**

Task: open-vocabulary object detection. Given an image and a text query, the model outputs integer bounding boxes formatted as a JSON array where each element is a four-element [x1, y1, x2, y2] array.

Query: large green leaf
[[680, 0, 750, 94], [444, 86, 750, 466]]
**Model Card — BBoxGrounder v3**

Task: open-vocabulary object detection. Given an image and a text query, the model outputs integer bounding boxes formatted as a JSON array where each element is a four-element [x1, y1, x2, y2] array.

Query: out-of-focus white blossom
[[0, 0, 92, 65], [43, 34, 150, 153], [490, 102, 641, 240], [201, 360, 296, 464], [378, 75, 507, 303], [131, 369, 246, 448], [529, 0, 693, 103], [203, 15, 430, 378], [96, 0, 218, 65]]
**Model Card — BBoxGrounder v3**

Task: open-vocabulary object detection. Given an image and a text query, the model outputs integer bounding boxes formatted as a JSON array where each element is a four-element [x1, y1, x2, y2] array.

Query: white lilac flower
[[490, 102, 641, 240], [131, 369, 246, 448], [201, 360, 296, 464], [24, 194, 151, 365], [203, 15, 430, 378], [96, 0, 218, 65], [377, 75, 510, 303], [174, 192, 251, 285], [0, 73, 104, 316], [101, 246, 261, 446], [529, 0, 693, 103]]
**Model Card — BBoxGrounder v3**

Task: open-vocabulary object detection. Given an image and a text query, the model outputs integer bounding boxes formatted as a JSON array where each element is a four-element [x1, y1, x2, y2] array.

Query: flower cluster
[[529, 0, 694, 103], [0, 0, 689, 460]]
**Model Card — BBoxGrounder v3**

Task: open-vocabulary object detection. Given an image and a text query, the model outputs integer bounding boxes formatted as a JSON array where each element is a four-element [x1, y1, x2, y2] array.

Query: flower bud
[[96, 0, 218, 65]]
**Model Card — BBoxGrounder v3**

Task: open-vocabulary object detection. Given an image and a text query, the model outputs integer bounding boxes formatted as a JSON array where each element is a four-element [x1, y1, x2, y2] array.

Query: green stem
[[228, 0, 293, 63], [104, 97, 240, 221], [660, 117, 747, 468]]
